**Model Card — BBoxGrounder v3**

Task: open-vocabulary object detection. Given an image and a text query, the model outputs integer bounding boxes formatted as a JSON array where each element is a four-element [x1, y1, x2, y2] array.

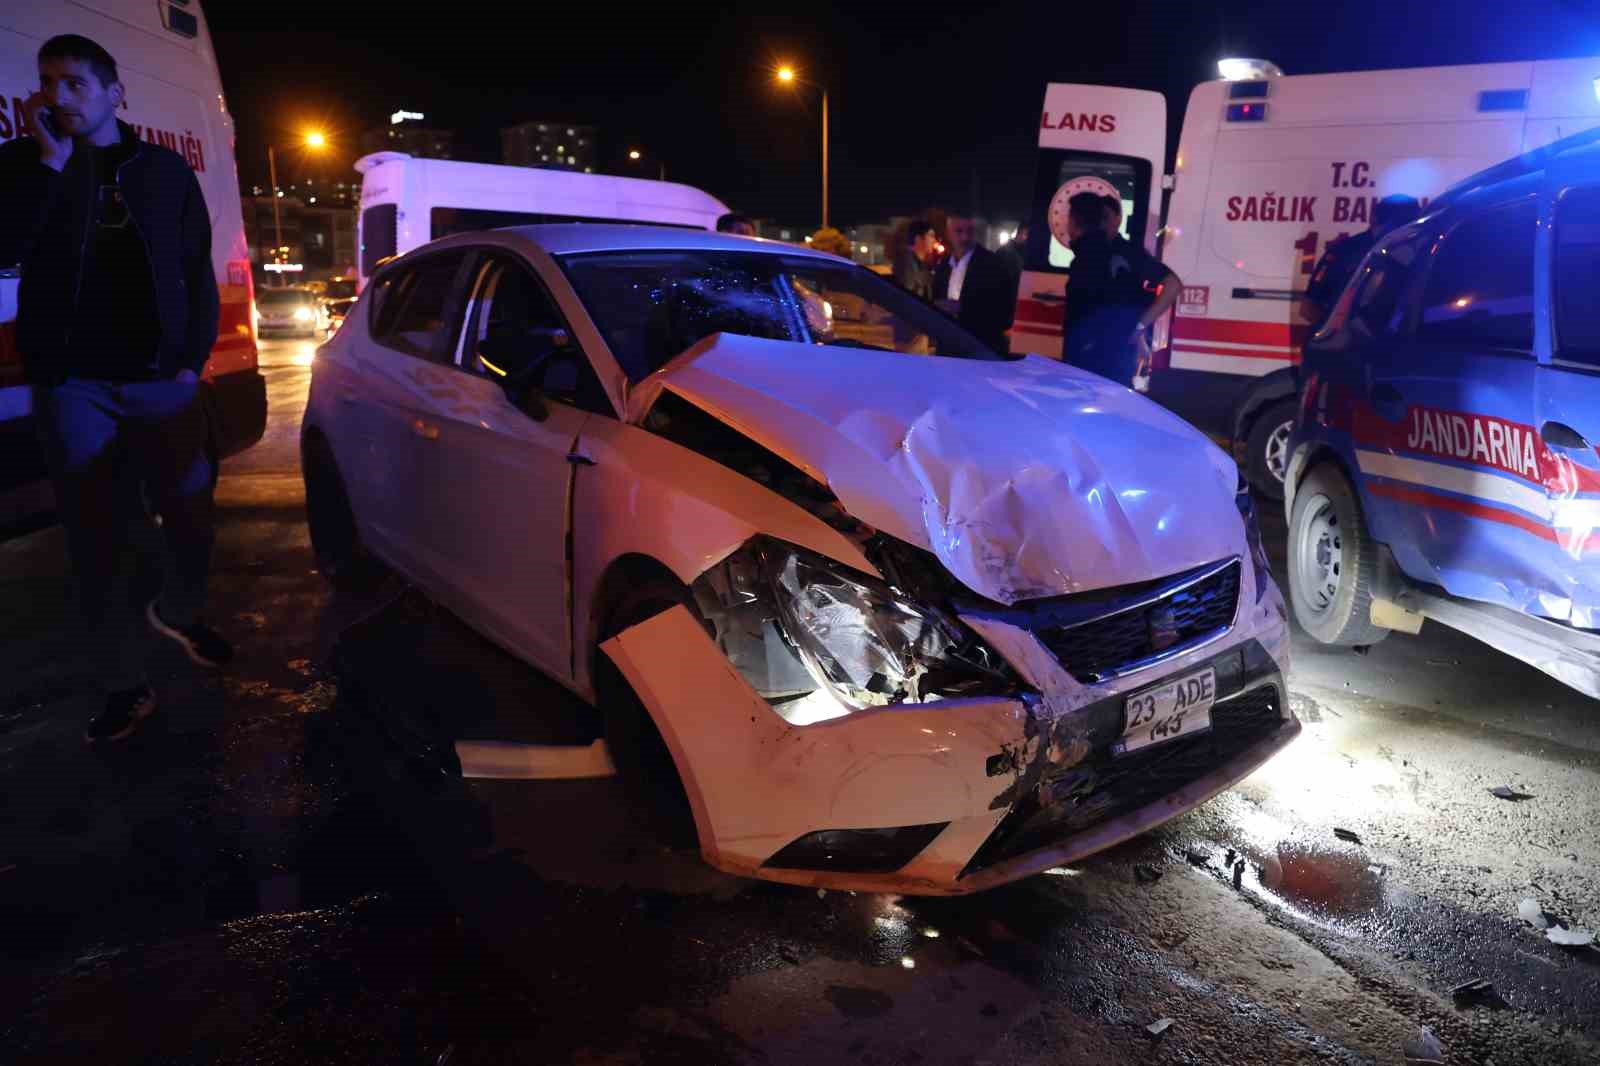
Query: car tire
[[1245, 399, 1298, 501], [598, 582, 700, 851], [1288, 463, 1389, 646], [303, 435, 382, 591]]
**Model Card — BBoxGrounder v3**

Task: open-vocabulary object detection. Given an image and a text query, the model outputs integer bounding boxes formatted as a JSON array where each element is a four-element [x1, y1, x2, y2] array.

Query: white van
[[355, 152, 730, 289], [1013, 59, 1600, 495], [0, 2, 263, 531]]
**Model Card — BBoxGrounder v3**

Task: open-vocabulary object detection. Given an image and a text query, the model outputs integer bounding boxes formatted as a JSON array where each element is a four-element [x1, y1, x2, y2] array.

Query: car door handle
[[1371, 384, 1408, 423], [566, 451, 596, 466], [412, 418, 440, 441], [1541, 421, 1591, 452], [1030, 291, 1064, 303]]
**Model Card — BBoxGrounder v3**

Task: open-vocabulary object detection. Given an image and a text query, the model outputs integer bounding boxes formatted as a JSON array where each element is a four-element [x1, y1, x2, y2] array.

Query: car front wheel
[[1246, 399, 1298, 501], [1288, 462, 1389, 646], [303, 435, 381, 591]]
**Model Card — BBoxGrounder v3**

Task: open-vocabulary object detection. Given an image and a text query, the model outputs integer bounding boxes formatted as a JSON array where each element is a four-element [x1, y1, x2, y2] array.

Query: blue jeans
[[34, 377, 215, 692]]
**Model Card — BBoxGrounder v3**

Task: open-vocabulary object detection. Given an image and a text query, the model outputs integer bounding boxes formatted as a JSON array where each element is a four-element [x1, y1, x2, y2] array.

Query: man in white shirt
[[933, 214, 1014, 352]]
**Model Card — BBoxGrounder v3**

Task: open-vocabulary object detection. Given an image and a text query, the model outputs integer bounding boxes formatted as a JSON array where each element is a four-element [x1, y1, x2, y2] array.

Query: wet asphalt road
[[2, 339, 1598, 1065]]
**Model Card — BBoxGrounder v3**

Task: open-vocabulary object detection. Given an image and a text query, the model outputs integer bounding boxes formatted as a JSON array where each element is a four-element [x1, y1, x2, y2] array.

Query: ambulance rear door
[[1012, 84, 1165, 359]]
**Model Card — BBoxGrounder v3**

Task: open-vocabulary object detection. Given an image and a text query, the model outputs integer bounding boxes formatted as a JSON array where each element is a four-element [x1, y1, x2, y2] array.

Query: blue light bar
[[1229, 81, 1270, 100], [1478, 89, 1528, 112]]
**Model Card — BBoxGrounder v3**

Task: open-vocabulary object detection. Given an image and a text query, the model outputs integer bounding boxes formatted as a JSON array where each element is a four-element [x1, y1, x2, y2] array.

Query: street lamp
[[266, 130, 328, 285], [627, 147, 665, 180], [774, 63, 829, 229]]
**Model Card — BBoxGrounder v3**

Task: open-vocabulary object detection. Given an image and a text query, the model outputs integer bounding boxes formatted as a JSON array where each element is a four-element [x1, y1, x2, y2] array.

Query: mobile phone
[[38, 106, 60, 139]]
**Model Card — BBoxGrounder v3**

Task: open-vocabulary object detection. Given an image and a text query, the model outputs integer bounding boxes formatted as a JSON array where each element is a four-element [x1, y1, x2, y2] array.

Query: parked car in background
[[1287, 128, 1600, 697], [301, 225, 1295, 895], [324, 297, 355, 335], [256, 287, 326, 337]]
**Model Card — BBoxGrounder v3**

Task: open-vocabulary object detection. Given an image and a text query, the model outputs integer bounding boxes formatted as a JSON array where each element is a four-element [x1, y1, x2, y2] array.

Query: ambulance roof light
[[1218, 58, 1283, 82]]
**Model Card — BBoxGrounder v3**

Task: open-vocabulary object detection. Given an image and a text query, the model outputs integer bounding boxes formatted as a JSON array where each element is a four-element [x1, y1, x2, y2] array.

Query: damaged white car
[[300, 226, 1296, 894]]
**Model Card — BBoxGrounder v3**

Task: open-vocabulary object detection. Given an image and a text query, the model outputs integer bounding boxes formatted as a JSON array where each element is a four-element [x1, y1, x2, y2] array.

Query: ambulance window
[[1553, 186, 1600, 368], [1027, 151, 1151, 272], [1417, 202, 1536, 352], [361, 204, 397, 278]]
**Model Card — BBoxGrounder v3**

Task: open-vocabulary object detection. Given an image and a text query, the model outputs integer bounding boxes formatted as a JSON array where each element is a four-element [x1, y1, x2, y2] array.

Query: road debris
[[1488, 785, 1534, 801], [1134, 864, 1163, 885], [1334, 827, 1363, 845], [1546, 925, 1595, 948], [1225, 847, 1236, 866], [1185, 849, 1211, 868], [1232, 859, 1245, 889], [1402, 1025, 1444, 1063], [1145, 1018, 1174, 1037], [1518, 898, 1552, 929], [1449, 977, 1494, 1003]]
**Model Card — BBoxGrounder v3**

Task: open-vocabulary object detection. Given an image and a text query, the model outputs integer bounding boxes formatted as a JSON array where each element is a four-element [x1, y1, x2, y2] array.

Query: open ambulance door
[[1011, 85, 1167, 359]]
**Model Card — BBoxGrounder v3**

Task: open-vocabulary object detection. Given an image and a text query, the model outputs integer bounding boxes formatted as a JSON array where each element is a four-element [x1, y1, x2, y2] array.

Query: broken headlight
[[1237, 473, 1273, 602], [691, 537, 1016, 722]]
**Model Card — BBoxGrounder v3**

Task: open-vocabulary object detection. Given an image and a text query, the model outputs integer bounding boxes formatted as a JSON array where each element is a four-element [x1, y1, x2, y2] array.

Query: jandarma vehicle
[[300, 224, 1296, 894]]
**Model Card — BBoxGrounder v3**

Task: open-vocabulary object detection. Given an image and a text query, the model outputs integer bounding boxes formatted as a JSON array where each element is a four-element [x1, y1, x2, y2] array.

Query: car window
[[1554, 185, 1600, 368], [368, 250, 472, 361], [1416, 202, 1536, 351], [1345, 229, 1425, 341], [463, 256, 612, 415], [558, 250, 1002, 382]]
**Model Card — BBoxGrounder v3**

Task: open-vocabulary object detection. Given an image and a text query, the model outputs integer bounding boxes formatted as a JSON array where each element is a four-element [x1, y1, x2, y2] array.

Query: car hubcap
[[1294, 493, 1342, 615], [1264, 420, 1293, 483]]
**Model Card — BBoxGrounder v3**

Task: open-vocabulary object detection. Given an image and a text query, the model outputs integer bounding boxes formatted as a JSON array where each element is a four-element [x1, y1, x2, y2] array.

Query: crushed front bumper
[[602, 585, 1294, 895]]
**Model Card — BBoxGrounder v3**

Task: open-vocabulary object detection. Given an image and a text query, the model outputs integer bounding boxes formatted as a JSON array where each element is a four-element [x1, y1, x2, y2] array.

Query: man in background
[[893, 218, 938, 301], [716, 212, 756, 237], [1062, 192, 1179, 385], [1303, 194, 1421, 326], [934, 213, 1014, 352], [1, 34, 231, 744]]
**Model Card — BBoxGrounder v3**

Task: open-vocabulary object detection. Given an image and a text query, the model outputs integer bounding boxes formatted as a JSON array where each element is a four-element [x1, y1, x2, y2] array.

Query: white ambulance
[[1013, 59, 1600, 496], [0, 1, 262, 532], [355, 152, 730, 290]]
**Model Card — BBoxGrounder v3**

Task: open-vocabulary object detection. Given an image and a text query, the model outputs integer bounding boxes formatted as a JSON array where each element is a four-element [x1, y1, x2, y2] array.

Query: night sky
[[206, 0, 1600, 227]]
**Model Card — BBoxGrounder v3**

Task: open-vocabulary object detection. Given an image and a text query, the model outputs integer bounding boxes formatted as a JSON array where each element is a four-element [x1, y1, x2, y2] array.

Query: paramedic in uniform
[[1303, 194, 1421, 326], [0, 34, 232, 744], [1062, 192, 1180, 385]]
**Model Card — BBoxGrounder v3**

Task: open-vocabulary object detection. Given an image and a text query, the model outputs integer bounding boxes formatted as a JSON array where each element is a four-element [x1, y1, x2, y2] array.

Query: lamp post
[[627, 147, 666, 181], [267, 130, 327, 285], [775, 64, 829, 230]]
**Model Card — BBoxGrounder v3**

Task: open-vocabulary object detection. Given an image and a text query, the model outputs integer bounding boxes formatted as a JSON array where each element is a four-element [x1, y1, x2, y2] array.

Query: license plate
[[1116, 667, 1215, 755]]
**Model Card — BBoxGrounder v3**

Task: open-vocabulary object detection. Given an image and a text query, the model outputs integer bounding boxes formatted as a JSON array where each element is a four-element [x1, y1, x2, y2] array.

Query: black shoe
[[147, 601, 234, 667], [86, 685, 157, 744]]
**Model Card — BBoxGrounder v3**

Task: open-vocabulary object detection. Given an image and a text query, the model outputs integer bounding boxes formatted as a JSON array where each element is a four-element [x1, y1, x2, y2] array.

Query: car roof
[[475, 223, 853, 262]]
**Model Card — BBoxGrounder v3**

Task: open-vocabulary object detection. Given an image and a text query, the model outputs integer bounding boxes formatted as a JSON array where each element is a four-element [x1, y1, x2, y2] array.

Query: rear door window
[[368, 250, 473, 361], [1554, 185, 1600, 368], [1416, 202, 1537, 352], [1343, 229, 1425, 341]]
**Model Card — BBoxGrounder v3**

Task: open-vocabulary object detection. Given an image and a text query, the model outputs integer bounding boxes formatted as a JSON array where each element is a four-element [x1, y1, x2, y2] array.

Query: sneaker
[[147, 601, 234, 668], [85, 685, 157, 744]]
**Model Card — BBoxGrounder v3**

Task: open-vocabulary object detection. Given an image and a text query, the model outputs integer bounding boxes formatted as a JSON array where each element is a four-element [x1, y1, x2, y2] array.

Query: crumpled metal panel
[[631, 335, 1245, 605]]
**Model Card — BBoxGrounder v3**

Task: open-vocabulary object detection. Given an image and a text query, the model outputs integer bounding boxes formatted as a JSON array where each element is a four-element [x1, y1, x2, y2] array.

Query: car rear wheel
[[303, 435, 381, 591], [1246, 399, 1298, 501], [1288, 463, 1388, 646], [598, 582, 700, 850]]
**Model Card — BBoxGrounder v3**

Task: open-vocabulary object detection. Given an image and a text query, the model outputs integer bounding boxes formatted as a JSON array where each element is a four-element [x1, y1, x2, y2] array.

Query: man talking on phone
[[0, 34, 231, 744]]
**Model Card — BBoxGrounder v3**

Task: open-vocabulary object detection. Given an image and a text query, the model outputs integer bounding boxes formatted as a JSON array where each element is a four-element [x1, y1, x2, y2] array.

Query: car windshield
[[558, 250, 1003, 382], [258, 289, 311, 306]]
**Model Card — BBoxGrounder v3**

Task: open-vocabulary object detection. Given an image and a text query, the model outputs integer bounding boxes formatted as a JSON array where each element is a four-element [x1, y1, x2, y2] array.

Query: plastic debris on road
[[1402, 1026, 1444, 1063], [1334, 827, 1363, 844], [1546, 925, 1595, 948], [1145, 1018, 1174, 1037], [1518, 898, 1552, 929], [1449, 977, 1494, 1003], [1488, 785, 1534, 801], [1134, 864, 1163, 884]]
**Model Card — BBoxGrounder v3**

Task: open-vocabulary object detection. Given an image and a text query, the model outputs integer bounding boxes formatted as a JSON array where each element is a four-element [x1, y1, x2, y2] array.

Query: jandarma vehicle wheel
[[1288, 463, 1388, 646]]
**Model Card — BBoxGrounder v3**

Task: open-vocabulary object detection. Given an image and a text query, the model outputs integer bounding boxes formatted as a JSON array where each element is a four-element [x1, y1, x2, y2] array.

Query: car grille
[[961, 681, 1283, 878], [1034, 560, 1241, 683]]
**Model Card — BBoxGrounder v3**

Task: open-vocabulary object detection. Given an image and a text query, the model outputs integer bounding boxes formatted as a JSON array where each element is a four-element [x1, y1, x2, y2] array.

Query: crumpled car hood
[[631, 335, 1244, 605]]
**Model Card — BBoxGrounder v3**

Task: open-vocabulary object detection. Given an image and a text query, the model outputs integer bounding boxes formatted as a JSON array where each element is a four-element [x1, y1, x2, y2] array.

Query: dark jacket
[[1305, 230, 1375, 324], [0, 120, 218, 385], [933, 245, 1014, 353]]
